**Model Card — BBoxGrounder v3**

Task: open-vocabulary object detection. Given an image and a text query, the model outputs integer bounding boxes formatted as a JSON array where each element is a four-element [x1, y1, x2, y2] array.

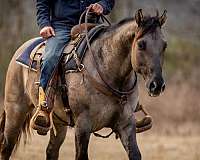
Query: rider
[[33, 0, 115, 134]]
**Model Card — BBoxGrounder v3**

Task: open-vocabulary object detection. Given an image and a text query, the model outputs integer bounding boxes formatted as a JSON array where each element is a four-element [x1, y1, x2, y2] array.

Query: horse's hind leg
[[117, 115, 141, 160], [75, 112, 91, 160], [46, 122, 67, 160], [0, 101, 32, 160]]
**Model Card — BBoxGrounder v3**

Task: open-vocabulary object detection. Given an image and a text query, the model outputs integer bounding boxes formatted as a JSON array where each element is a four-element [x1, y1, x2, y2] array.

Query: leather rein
[[78, 8, 138, 104]]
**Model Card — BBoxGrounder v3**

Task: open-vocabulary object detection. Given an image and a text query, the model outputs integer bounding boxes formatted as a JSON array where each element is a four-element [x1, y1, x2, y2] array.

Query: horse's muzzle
[[146, 76, 165, 97]]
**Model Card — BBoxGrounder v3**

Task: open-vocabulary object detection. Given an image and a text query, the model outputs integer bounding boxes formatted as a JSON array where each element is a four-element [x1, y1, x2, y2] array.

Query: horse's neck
[[94, 20, 137, 86]]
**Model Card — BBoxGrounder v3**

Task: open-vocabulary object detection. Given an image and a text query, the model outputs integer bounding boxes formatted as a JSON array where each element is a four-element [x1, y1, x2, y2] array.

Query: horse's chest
[[66, 73, 138, 130], [66, 72, 138, 103], [66, 73, 120, 111]]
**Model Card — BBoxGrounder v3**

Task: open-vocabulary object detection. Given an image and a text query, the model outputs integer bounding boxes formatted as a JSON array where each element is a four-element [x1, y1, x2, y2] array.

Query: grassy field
[[12, 129, 200, 160]]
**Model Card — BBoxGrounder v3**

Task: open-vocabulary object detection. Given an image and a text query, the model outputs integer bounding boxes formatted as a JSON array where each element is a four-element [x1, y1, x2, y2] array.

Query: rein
[[80, 7, 138, 104], [57, 9, 155, 138]]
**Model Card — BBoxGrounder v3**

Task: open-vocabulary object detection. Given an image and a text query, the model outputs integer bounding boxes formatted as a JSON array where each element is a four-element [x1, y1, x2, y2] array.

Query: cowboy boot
[[31, 87, 51, 135], [135, 104, 153, 133]]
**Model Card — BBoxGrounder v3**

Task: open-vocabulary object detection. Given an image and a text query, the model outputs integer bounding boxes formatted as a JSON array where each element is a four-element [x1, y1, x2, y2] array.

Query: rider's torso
[[50, 0, 102, 25]]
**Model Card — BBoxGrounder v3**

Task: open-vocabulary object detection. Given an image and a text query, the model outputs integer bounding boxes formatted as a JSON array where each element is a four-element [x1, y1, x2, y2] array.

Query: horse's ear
[[135, 9, 144, 27], [159, 10, 167, 26], [156, 9, 159, 17]]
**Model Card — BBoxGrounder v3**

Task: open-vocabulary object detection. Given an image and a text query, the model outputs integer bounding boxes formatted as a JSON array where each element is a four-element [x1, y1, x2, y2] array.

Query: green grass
[[164, 37, 200, 77]]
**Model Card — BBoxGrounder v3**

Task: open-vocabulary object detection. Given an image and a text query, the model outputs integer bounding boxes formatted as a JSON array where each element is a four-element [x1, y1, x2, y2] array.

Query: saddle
[[16, 24, 107, 72]]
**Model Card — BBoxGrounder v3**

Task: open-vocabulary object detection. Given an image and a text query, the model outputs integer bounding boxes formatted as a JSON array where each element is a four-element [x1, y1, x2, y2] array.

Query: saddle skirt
[[16, 24, 107, 72]]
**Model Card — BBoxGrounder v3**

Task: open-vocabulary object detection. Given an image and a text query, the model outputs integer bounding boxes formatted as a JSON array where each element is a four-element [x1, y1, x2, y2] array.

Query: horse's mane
[[103, 15, 160, 35], [104, 17, 135, 33], [96, 15, 161, 42]]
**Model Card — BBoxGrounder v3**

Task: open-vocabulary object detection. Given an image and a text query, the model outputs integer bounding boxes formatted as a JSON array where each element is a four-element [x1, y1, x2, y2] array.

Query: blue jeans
[[40, 23, 71, 90]]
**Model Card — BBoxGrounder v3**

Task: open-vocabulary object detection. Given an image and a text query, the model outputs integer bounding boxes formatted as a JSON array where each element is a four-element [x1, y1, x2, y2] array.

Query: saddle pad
[[16, 24, 107, 72], [16, 37, 45, 70]]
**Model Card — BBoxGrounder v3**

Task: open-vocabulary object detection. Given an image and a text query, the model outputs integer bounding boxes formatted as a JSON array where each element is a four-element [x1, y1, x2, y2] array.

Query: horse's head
[[131, 9, 167, 97]]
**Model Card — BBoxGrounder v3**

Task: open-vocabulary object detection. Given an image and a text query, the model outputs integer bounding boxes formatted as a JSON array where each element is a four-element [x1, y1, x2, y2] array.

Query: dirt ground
[[11, 129, 200, 160], [2, 78, 200, 160], [2, 81, 200, 160]]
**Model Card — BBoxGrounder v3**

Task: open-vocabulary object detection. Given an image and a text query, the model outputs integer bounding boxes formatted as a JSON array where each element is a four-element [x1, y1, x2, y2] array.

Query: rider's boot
[[135, 104, 153, 133], [31, 86, 51, 135]]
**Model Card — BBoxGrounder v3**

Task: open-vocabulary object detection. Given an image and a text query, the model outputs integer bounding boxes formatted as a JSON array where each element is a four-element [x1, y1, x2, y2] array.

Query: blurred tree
[[0, 0, 38, 96], [0, 0, 200, 95], [109, 0, 134, 21]]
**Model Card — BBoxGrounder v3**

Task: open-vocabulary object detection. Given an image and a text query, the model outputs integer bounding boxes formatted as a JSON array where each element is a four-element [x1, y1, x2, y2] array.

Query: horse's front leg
[[75, 112, 91, 160], [46, 121, 67, 160], [117, 115, 141, 160]]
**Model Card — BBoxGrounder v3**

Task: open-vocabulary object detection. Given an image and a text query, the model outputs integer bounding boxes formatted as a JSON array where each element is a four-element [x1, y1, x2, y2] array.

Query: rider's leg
[[40, 26, 71, 91], [32, 25, 71, 134]]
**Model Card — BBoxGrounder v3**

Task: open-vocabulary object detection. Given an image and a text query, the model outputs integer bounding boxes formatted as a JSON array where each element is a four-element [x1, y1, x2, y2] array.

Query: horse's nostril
[[161, 83, 166, 92], [149, 81, 157, 92]]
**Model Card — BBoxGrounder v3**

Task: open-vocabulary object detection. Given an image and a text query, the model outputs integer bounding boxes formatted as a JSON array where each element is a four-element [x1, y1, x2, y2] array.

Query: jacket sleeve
[[36, 0, 51, 29], [97, 0, 115, 15]]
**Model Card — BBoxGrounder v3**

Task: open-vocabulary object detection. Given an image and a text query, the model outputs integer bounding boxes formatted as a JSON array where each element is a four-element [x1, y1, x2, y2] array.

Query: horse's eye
[[137, 41, 146, 50]]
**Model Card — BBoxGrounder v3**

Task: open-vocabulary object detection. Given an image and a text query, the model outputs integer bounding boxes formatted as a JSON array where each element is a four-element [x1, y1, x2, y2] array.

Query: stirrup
[[30, 86, 52, 135], [35, 81, 40, 86], [30, 107, 52, 135]]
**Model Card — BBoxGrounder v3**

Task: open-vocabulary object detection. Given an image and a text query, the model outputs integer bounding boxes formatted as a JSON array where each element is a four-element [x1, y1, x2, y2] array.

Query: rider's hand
[[40, 26, 55, 39], [88, 3, 104, 15]]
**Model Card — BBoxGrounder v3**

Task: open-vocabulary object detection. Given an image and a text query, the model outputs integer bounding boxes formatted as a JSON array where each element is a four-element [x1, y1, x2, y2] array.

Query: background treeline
[[0, 0, 200, 134]]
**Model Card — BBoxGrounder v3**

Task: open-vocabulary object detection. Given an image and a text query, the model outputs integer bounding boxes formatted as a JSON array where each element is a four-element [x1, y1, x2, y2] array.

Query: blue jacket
[[36, 0, 115, 29]]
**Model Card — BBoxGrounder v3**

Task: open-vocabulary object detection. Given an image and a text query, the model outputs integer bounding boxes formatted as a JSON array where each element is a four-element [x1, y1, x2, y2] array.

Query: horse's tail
[[0, 110, 33, 152], [0, 111, 6, 148], [15, 111, 33, 150]]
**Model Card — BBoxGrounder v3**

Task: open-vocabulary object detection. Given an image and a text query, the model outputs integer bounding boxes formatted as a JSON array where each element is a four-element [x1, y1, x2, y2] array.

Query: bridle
[[55, 8, 157, 136], [79, 7, 138, 104]]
